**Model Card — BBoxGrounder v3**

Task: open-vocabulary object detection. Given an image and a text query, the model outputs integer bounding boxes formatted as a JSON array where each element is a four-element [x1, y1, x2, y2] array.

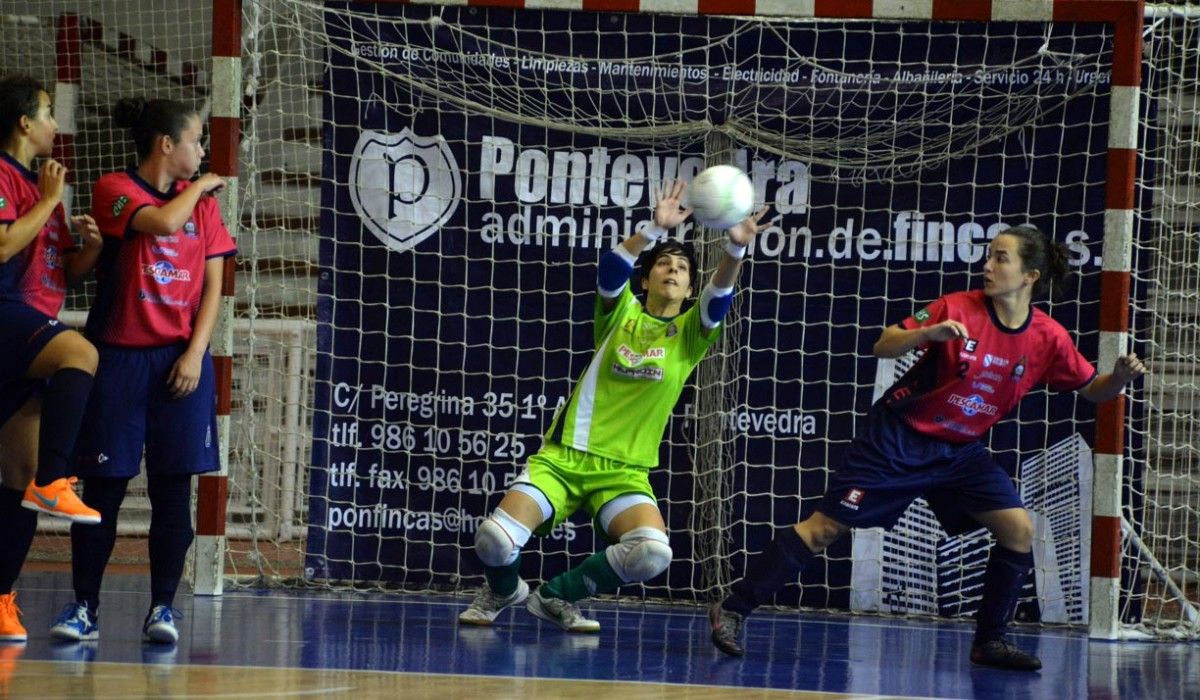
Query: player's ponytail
[[112, 96, 197, 161], [1006, 225, 1070, 297], [0, 74, 47, 142]]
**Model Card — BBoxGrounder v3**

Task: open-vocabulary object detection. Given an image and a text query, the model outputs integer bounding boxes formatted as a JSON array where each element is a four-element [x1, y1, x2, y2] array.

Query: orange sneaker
[[0, 593, 26, 643], [22, 478, 101, 524]]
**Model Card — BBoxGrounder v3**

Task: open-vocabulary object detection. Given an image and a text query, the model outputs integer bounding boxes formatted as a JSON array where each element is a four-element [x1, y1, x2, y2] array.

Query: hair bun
[[111, 97, 147, 129]]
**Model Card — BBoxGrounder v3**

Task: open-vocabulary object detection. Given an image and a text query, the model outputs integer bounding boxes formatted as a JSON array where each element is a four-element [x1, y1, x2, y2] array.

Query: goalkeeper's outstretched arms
[[598, 180, 692, 312], [698, 207, 769, 330]]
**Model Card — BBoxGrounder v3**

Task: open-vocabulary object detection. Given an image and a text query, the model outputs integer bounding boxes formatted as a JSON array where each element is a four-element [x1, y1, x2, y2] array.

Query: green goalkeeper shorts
[[513, 441, 656, 537]]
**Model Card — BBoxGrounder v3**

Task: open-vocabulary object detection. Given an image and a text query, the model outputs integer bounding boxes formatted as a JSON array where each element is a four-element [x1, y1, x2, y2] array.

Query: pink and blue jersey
[[86, 170, 236, 347], [0, 152, 75, 316], [883, 290, 1097, 444]]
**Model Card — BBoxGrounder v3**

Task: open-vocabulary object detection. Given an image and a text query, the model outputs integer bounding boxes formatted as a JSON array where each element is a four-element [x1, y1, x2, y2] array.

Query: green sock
[[484, 557, 521, 596], [540, 550, 624, 602]]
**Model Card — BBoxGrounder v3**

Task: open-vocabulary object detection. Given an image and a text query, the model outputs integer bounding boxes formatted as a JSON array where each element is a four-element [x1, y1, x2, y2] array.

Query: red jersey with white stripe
[[882, 289, 1097, 443], [0, 152, 76, 316], [86, 170, 236, 347]]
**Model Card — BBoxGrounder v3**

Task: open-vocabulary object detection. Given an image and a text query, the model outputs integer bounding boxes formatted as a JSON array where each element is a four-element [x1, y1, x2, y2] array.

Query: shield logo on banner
[[348, 128, 462, 253]]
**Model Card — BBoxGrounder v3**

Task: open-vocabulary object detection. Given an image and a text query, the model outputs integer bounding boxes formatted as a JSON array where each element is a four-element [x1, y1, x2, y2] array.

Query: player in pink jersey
[[0, 74, 106, 643], [709, 226, 1146, 671], [49, 97, 234, 647]]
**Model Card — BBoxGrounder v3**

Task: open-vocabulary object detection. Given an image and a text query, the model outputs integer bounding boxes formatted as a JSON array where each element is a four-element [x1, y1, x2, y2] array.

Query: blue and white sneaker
[[49, 603, 99, 642], [142, 605, 180, 644]]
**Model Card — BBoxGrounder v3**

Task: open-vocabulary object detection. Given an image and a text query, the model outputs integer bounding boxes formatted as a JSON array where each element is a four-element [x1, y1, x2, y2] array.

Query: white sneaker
[[458, 579, 529, 626], [526, 589, 600, 633]]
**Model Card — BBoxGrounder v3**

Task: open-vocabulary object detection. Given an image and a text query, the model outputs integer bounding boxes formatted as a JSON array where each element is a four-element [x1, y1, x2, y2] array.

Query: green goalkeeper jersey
[[545, 286, 720, 467]]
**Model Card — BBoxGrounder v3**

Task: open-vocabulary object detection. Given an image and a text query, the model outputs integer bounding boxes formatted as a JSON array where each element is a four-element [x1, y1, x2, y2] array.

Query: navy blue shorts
[[0, 301, 72, 427], [73, 343, 219, 479], [818, 401, 1024, 535]]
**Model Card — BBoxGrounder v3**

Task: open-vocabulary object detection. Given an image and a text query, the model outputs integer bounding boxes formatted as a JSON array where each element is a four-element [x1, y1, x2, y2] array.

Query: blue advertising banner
[[308, 4, 1118, 612]]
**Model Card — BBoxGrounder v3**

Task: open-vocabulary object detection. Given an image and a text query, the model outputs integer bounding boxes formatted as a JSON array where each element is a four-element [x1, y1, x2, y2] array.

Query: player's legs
[[709, 511, 850, 657], [966, 506, 1040, 671], [142, 473, 193, 644], [459, 488, 547, 625], [711, 402, 936, 656], [0, 397, 41, 642], [529, 497, 667, 634], [22, 330, 100, 521], [51, 476, 128, 641]]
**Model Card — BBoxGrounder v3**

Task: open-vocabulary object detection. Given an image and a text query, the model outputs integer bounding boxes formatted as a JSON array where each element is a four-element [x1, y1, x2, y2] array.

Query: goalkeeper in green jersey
[[459, 179, 767, 632]]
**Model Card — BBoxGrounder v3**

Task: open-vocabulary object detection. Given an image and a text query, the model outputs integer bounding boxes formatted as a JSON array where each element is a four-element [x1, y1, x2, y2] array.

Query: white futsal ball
[[687, 165, 754, 229]]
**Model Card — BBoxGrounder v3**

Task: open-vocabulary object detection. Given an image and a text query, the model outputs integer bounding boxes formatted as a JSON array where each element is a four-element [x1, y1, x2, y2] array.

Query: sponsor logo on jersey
[[112, 195, 129, 217], [616, 344, 665, 366], [971, 381, 996, 394], [610, 363, 664, 381], [666, 322, 678, 337], [964, 338, 978, 352], [0, 197, 6, 209], [979, 370, 1004, 382], [949, 393, 998, 416], [42, 245, 61, 269], [1011, 356, 1027, 380], [143, 260, 192, 285], [840, 488, 865, 510], [151, 245, 179, 257], [914, 307, 930, 323], [983, 353, 1010, 368]]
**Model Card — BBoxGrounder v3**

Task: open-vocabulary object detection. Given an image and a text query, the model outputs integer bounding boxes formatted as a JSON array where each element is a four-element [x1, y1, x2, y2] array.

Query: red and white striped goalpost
[[192, 0, 242, 596]]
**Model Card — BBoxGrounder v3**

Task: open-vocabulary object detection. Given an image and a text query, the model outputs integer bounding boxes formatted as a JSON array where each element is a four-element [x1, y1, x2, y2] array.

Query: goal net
[[4, 0, 1196, 642]]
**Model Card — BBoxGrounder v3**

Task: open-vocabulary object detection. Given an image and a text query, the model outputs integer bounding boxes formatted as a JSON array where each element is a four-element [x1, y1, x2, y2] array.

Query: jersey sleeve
[[198, 196, 237, 258], [90, 176, 153, 239], [0, 171, 20, 224], [1043, 324, 1098, 392], [594, 286, 639, 346], [679, 301, 721, 363], [898, 295, 950, 350]]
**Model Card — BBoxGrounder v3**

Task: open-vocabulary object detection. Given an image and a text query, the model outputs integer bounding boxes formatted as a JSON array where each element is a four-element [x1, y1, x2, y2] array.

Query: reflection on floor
[[1, 571, 1195, 699]]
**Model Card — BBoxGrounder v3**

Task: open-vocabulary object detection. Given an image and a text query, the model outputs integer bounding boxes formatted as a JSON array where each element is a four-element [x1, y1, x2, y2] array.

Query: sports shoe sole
[[143, 625, 179, 644], [49, 626, 98, 642], [525, 593, 600, 633], [457, 580, 529, 626], [20, 501, 101, 525]]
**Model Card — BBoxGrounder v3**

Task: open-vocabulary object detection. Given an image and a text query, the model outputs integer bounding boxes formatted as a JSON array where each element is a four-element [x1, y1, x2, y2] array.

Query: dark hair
[[112, 97, 197, 160], [0, 74, 47, 140], [636, 240, 699, 296], [1001, 225, 1070, 297]]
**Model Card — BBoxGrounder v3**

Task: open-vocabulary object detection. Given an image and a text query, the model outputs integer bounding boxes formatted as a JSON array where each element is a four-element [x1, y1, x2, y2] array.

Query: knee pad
[[474, 507, 531, 568], [605, 527, 672, 583]]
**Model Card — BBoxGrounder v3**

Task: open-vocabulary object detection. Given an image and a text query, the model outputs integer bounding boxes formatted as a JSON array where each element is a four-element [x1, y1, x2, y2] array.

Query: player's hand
[[71, 215, 102, 250], [194, 173, 226, 195], [652, 180, 692, 230], [924, 320, 969, 343], [728, 207, 771, 247], [1113, 353, 1146, 384], [37, 159, 67, 202], [167, 350, 204, 399]]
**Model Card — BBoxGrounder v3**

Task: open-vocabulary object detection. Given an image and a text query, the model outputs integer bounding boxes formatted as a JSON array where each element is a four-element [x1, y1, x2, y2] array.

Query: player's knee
[[606, 527, 672, 583], [1004, 513, 1035, 552], [474, 508, 531, 568]]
